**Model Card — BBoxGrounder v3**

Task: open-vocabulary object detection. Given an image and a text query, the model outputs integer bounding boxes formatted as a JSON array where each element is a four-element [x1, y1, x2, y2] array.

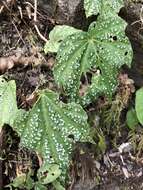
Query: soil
[[1, 1, 143, 190]]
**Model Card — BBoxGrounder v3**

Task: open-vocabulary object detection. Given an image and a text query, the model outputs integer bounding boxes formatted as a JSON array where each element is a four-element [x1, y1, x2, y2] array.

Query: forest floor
[[0, 0, 143, 190]]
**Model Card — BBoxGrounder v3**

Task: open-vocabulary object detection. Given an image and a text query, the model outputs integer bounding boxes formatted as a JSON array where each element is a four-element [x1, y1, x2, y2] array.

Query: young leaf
[[84, 0, 124, 17], [135, 88, 143, 125], [53, 14, 132, 103], [14, 90, 92, 175], [0, 77, 18, 128], [44, 25, 81, 54]]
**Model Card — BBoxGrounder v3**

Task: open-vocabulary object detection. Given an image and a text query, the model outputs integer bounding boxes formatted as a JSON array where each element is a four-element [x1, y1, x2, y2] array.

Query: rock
[[38, 0, 57, 17], [118, 142, 132, 153], [120, 2, 143, 86], [72, 180, 97, 190], [38, 0, 87, 29], [55, 0, 87, 28]]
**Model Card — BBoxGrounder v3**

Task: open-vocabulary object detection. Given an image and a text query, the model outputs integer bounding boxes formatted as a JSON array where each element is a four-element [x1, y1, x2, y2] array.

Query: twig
[[131, 6, 143, 27], [12, 20, 25, 44], [34, 0, 48, 42], [0, 5, 4, 13], [18, 5, 23, 19], [1, 0, 11, 12], [25, 1, 41, 16]]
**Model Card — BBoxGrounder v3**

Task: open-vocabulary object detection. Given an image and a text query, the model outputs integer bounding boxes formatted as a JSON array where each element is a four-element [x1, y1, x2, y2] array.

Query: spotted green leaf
[[53, 180, 65, 190], [14, 90, 92, 177], [0, 77, 18, 128], [10, 174, 27, 188], [37, 164, 61, 184], [54, 13, 132, 103], [44, 25, 81, 54], [80, 70, 118, 106], [84, 0, 124, 17], [135, 88, 143, 125], [34, 183, 47, 190]]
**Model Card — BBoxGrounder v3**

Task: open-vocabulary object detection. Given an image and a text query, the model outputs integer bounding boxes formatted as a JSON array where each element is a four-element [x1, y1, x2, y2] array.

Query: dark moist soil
[[1, 1, 143, 190]]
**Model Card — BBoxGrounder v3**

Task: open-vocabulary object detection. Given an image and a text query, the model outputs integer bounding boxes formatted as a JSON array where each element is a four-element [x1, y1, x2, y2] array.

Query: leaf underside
[[14, 90, 92, 176], [53, 13, 133, 105]]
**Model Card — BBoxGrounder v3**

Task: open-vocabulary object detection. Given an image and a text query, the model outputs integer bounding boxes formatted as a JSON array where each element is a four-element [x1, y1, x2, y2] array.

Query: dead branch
[[0, 54, 38, 73]]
